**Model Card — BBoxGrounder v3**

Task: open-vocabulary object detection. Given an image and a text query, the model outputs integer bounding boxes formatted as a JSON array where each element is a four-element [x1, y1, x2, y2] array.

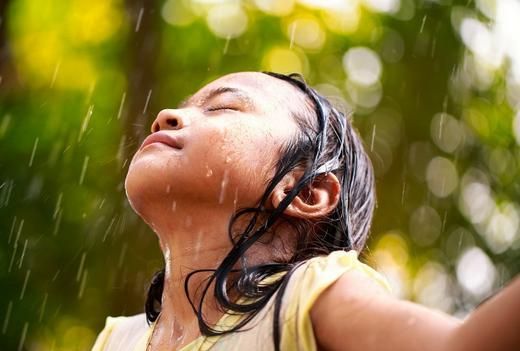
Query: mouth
[[139, 132, 183, 151]]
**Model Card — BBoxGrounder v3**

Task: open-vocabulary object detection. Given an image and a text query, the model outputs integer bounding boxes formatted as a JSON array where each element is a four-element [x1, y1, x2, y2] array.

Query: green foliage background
[[1, 0, 519, 350]]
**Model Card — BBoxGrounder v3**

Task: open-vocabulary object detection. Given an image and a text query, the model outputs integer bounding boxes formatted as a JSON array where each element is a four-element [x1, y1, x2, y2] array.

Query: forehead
[[188, 72, 309, 112]]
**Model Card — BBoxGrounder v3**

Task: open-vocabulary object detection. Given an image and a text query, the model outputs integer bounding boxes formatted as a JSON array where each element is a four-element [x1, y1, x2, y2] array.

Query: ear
[[270, 171, 341, 220]]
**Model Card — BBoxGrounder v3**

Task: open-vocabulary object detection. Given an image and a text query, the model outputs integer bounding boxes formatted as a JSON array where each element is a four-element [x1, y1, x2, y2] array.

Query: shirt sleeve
[[91, 317, 119, 351], [280, 250, 391, 351]]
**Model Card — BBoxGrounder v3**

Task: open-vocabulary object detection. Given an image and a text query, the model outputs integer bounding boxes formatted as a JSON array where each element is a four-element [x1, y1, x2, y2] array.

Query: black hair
[[144, 72, 376, 350]]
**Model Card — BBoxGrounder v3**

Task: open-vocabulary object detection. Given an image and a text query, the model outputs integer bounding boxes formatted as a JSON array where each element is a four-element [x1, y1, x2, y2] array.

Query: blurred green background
[[1, 0, 520, 350]]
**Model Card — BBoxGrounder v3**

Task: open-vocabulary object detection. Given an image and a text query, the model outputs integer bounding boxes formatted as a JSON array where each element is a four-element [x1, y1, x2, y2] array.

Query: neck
[[146, 202, 235, 349]]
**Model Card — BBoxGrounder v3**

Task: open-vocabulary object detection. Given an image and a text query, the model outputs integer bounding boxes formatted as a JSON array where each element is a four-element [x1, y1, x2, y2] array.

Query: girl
[[92, 71, 520, 351]]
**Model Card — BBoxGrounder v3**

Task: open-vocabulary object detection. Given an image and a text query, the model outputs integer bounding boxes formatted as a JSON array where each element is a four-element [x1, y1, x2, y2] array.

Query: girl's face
[[125, 72, 307, 221]]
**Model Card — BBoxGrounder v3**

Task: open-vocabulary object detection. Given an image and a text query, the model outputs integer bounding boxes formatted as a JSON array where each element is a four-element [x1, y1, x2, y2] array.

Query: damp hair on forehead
[[144, 71, 376, 351]]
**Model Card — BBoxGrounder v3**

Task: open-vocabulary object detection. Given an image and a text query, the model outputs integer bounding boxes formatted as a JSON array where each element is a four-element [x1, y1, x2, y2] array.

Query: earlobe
[[270, 172, 341, 220]]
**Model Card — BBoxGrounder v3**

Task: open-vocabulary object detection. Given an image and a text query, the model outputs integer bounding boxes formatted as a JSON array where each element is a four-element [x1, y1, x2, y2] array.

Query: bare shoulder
[[311, 268, 389, 321], [310, 269, 460, 351]]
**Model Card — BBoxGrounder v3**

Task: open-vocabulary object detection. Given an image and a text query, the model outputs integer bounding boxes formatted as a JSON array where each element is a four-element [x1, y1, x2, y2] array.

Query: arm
[[311, 270, 520, 351]]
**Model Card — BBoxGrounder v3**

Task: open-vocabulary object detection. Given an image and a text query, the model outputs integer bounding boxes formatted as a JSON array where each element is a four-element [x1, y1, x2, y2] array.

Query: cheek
[[194, 122, 280, 204]]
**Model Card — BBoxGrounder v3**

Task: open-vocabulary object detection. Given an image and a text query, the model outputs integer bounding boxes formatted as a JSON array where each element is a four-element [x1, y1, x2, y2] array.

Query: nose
[[150, 109, 188, 133]]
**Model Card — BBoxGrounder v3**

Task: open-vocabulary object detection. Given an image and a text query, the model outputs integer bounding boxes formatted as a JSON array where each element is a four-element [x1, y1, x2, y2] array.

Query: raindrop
[[135, 7, 144, 32], [19, 269, 30, 300], [143, 89, 153, 114], [17, 239, 28, 269], [0, 114, 11, 139], [50, 59, 61, 88], [78, 105, 93, 143], [52, 270, 60, 282], [2, 300, 12, 334], [17, 322, 28, 351], [8, 216, 17, 245], [171, 200, 177, 212], [370, 124, 377, 152], [28, 137, 39, 167], [223, 35, 231, 54], [420, 15, 427, 33], [53, 192, 63, 220], [289, 21, 297, 49], [79, 156, 89, 185], [14, 219, 24, 249], [39, 293, 48, 322], [8, 245, 17, 273], [53, 209, 63, 236], [0, 179, 13, 207], [117, 92, 126, 120], [76, 252, 86, 282], [103, 217, 116, 242], [78, 270, 88, 299]]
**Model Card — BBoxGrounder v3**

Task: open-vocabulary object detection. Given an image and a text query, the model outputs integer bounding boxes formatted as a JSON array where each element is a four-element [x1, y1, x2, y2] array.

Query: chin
[[124, 162, 171, 218], [124, 170, 150, 218]]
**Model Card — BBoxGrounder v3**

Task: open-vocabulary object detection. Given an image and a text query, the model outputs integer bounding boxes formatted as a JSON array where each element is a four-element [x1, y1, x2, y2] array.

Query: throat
[[147, 314, 201, 351]]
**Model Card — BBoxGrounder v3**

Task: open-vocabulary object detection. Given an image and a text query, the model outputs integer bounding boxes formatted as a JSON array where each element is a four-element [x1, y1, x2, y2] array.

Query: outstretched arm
[[311, 269, 520, 351]]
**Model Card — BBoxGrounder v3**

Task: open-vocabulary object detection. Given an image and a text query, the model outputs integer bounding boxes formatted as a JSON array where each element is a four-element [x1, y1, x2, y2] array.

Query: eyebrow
[[178, 86, 254, 109]]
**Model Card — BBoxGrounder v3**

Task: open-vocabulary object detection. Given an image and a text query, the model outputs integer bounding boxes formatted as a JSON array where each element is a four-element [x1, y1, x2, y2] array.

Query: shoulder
[[310, 265, 391, 327], [91, 313, 150, 351], [280, 250, 391, 350]]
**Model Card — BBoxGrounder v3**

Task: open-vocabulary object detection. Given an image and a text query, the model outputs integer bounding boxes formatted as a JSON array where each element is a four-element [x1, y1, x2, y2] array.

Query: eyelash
[[206, 105, 237, 112]]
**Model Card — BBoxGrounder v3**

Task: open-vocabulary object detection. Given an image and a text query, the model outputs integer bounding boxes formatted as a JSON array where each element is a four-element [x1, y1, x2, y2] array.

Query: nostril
[[167, 118, 178, 128]]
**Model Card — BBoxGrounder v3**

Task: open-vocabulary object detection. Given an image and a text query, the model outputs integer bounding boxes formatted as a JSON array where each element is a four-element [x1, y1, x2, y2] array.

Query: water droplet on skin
[[171, 201, 177, 212], [225, 156, 232, 164], [166, 184, 171, 193], [219, 170, 230, 204], [206, 166, 213, 177]]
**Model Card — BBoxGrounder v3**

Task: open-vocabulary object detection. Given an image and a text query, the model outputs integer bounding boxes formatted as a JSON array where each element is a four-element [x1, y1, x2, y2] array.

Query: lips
[[139, 131, 183, 151]]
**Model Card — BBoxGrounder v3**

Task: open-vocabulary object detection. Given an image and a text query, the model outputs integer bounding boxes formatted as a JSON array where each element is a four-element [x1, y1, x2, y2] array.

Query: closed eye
[[206, 105, 238, 112]]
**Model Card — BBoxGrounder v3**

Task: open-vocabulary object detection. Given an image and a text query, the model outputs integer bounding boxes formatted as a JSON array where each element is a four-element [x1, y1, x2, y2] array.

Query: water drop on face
[[166, 184, 171, 193], [206, 167, 213, 177], [225, 156, 232, 164]]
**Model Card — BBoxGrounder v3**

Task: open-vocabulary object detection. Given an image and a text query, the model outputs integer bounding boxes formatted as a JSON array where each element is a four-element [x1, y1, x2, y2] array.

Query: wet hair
[[144, 72, 376, 350]]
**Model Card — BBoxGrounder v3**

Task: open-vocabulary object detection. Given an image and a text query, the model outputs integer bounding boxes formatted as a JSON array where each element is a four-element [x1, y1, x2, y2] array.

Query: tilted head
[[125, 71, 376, 350]]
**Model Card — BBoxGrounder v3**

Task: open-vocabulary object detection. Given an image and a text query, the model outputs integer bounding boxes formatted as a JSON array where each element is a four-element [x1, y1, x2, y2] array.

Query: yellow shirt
[[92, 250, 391, 351]]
